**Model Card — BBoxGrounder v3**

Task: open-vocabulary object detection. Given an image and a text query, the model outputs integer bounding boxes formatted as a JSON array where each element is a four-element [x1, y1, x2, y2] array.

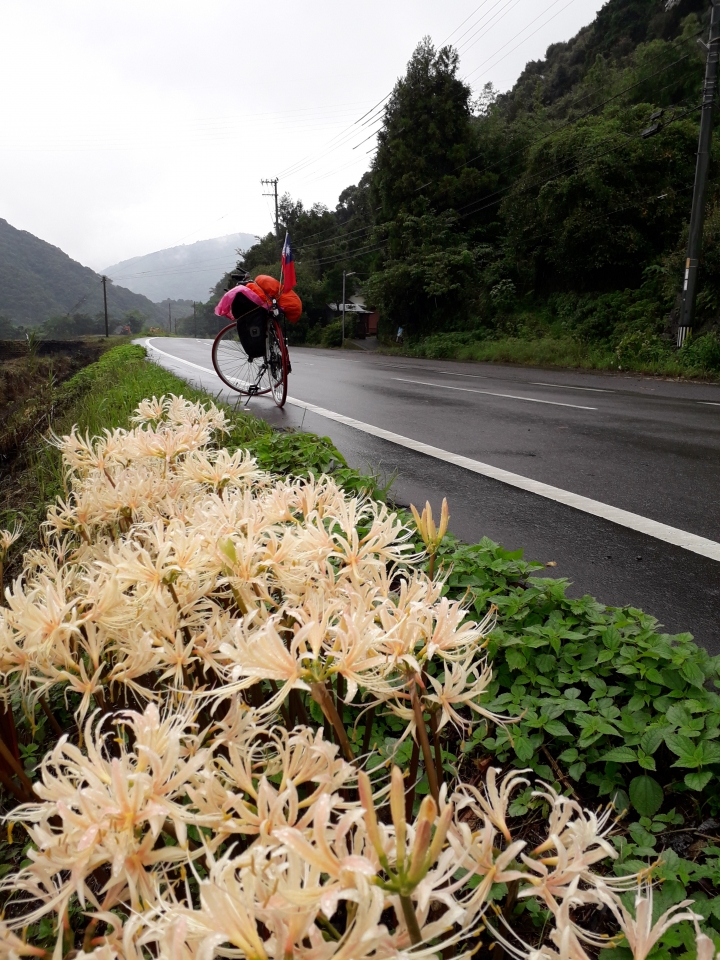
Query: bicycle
[[212, 273, 290, 408]]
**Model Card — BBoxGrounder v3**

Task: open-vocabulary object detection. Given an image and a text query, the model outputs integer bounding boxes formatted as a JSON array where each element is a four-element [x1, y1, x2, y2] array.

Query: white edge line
[[699, 401, 720, 406], [142, 338, 720, 562], [394, 377, 597, 411]]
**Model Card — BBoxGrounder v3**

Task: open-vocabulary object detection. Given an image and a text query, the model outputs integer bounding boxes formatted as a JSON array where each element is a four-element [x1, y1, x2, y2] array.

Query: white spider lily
[[597, 883, 701, 960]]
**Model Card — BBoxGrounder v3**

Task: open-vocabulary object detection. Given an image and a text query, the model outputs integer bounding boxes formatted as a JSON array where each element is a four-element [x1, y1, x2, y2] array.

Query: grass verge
[[2, 343, 719, 956], [379, 332, 720, 381]]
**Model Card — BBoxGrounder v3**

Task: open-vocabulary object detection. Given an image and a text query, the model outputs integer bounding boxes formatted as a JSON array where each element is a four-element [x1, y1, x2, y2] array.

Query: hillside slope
[[501, 0, 706, 113], [102, 232, 257, 302], [0, 218, 172, 324]]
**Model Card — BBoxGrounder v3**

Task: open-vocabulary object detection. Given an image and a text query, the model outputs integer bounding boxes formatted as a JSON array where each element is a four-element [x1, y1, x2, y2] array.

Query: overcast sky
[[0, 0, 607, 271]]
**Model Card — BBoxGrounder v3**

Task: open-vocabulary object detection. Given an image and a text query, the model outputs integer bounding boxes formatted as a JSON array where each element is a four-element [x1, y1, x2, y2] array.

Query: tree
[[121, 309, 147, 334], [372, 38, 479, 220]]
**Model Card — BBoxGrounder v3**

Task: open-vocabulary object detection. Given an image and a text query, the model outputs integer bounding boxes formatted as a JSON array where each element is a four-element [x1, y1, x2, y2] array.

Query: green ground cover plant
[[0, 343, 718, 957]]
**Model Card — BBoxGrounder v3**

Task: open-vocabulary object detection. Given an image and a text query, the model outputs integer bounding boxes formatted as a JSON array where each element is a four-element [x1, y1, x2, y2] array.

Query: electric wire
[[463, 0, 580, 81]]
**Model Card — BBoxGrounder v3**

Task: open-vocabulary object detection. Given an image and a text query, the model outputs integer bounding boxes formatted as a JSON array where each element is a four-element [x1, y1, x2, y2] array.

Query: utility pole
[[678, 0, 720, 347], [193, 302, 197, 338], [341, 270, 356, 347], [101, 276, 109, 337], [261, 177, 280, 245], [168, 302, 171, 335]]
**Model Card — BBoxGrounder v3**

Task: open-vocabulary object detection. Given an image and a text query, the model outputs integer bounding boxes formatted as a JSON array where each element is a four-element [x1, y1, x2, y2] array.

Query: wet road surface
[[141, 338, 720, 653]]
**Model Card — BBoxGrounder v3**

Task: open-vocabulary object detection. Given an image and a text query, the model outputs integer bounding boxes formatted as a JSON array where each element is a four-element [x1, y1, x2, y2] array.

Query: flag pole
[[280, 231, 288, 294]]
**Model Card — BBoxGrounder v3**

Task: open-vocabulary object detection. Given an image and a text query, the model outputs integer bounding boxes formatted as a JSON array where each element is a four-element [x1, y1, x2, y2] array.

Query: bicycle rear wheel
[[267, 318, 289, 408], [212, 322, 272, 396]]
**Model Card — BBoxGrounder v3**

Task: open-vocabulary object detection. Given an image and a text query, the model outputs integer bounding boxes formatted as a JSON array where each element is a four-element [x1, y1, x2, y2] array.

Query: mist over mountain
[[102, 232, 257, 302], [0, 217, 179, 325]]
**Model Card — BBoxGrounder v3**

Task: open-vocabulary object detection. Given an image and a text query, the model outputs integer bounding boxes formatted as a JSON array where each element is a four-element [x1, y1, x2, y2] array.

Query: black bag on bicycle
[[232, 299, 267, 361]]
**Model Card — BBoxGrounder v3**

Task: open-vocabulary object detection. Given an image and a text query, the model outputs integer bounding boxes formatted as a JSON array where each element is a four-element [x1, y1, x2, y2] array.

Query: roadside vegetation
[[0, 343, 719, 957], [379, 326, 720, 380]]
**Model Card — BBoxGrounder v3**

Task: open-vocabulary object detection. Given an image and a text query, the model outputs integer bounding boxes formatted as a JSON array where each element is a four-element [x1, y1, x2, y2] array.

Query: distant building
[[326, 296, 379, 337]]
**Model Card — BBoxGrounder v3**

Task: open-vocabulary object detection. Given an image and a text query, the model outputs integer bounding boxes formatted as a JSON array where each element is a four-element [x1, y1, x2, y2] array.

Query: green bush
[[320, 316, 356, 347], [678, 331, 720, 372]]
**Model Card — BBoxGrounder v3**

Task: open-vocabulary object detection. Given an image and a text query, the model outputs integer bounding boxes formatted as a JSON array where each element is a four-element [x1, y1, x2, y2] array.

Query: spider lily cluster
[[0, 395, 712, 959]]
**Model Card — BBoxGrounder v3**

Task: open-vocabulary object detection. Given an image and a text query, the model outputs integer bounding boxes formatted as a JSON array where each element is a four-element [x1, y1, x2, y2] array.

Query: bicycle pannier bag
[[231, 296, 267, 361]]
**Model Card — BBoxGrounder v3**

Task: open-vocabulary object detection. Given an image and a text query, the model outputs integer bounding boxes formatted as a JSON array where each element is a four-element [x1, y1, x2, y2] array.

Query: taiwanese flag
[[280, 232, 296, 293]]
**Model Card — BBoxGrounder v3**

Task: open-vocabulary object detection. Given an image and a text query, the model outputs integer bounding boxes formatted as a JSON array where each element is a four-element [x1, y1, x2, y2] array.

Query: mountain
[[0, 218, 181, 325], [102, 232, 257, 302]]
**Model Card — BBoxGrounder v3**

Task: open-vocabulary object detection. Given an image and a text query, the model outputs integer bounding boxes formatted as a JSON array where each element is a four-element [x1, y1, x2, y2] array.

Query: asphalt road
[[142, 337, 720, 653]]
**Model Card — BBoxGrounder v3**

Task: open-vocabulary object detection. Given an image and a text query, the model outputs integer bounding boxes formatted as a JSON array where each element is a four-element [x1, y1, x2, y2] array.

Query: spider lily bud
[[389, 765, 407, 862], [358, 770, 389, 869], [410, 499, 450, 577]]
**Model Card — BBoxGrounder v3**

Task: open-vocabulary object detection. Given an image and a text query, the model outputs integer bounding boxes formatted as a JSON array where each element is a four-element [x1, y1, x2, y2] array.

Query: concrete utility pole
[[261, 178, 280, 245], [168, 302, 172, 335], [341, 271, 356, 347], [101, 276, 109, 338], [193, 302, 197, 338], [678, 0, 720, 347]]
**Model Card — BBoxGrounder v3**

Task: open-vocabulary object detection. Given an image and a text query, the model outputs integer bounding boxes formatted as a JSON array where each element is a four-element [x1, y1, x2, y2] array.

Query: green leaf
[[558, 748, 578, 763], [544, 719, 571, 737], [506, 648, 527, 672], [568, 761, 586, 781], [637, 752, 656, 771], [514, 737, 534, 761], [684, 771, 713, 791], [611, 789, 630, 814], [666, 704, 693, 728], [601, 746, 637, 764], [680, 660, 705, 688], [640, 727, 666, 756], [534, 654, 556, 673], [629, 775, 664, 817], [645, 668, 665, 685], [665, 733, 695, 758], [698, 741, 720, 764]]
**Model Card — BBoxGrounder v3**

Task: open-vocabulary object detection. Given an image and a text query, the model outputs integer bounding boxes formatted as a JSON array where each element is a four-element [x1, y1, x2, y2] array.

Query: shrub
[[320, 315, 356, 346], [678, 331, 720, 372]]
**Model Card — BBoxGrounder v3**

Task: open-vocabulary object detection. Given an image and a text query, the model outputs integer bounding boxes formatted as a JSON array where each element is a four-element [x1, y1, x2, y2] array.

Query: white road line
[[393, 377, 597, 411], [142, 339, 720, 562], [699, 402, 720, 406], [428, 371, 611, 392], [530, 381, 614, 393]]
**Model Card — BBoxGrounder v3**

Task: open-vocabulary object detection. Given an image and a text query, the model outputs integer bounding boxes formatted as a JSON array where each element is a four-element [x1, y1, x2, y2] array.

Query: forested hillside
[[0, 218, 188, 335], [196, 0, 720, 373]]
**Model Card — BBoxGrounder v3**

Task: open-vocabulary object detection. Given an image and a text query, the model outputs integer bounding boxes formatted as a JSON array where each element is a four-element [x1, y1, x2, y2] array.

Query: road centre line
[[699, 402, 720, 406], [392, 377, 597, 410], [530, 381, 614, 393], [435, 370, 614, 393], [143, 338, 720, 562]]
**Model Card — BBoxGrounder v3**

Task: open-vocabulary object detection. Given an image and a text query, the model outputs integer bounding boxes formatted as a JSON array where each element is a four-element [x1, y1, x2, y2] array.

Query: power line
[[463, 0, 580, 80], [438, 0, 493, 46]]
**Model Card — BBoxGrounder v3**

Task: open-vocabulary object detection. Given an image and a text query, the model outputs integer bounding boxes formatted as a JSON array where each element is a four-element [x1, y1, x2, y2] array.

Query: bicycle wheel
[[212, 322, 272, 396], [267, 318, 289, 408]]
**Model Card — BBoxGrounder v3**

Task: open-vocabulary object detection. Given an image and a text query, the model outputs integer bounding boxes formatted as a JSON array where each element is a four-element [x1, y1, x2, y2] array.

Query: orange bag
[[254, 275, 280, 300], [253, 274, 303, 323], [279, 290, 302, 322]]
